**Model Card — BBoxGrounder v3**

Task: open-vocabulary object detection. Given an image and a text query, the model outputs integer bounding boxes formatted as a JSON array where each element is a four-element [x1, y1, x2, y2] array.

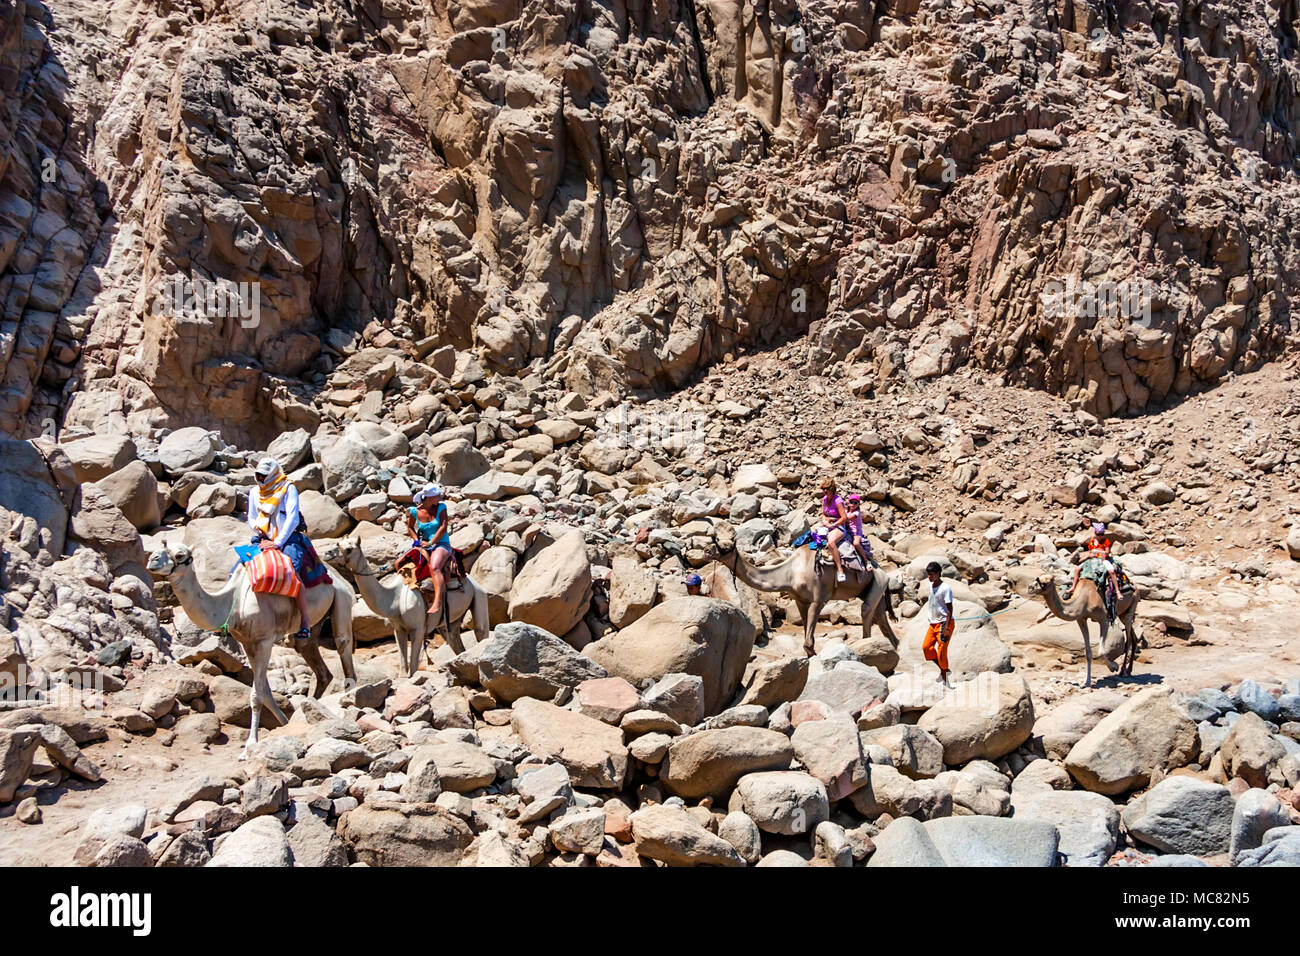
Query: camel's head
[[335, 536, 363, 568], [1030, 573, 1055, 595], [147, 545, 191, 578]]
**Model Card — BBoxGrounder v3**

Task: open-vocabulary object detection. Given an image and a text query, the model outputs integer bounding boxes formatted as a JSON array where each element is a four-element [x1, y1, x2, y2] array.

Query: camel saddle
[[816, 541, 865, 574], [395, 546, 466, 591]]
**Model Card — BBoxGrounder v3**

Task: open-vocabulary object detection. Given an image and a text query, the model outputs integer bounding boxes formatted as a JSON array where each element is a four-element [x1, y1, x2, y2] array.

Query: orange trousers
[[923, 622, 951, 671]]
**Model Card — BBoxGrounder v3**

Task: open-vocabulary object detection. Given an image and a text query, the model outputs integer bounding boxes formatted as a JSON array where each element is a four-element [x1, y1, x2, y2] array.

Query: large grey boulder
[[1064, 688, 1199, 794], [472, 622, 608, 703], [1010, 789, 1120, 866], [1120, 776, 1234, 856], [1229, 789, 1293, 864], [868, 815, 1060, 867], [797, 661, 888, 717], [585, 597, 756, 716]]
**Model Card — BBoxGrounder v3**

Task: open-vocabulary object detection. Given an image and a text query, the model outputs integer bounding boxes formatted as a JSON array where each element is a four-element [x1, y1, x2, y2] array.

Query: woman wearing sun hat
[[406, 483, 454, 616]]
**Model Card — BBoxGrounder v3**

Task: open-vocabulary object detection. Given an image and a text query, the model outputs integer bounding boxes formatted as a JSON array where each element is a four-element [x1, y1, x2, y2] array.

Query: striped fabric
[[247, 549, 302, 599]]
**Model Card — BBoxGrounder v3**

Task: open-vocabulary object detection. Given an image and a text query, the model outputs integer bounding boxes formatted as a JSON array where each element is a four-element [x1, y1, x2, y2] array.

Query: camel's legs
[[395, 628, 411, 677], [297, 636, 334, 698], [1121, 609, 1139, 676], [1099, 620, 1119, 673], [1077, 619, 1093, 688], [801, 600, 820, 655], [332, 592, 356, 685], [242, 640, 288, 759]]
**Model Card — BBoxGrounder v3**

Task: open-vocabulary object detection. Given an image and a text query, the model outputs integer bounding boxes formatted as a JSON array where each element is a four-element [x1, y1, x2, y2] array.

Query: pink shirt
[[822, 494, 845, 522]]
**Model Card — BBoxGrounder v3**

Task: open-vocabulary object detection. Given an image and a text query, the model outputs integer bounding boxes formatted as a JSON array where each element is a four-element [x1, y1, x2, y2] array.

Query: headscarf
[[253, 458, 289, 537], [1091, 521, 1106, 535]]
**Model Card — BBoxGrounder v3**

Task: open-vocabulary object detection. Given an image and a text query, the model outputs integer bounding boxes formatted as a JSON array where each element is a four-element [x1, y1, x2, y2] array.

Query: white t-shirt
[[928, 580, 954, 624]]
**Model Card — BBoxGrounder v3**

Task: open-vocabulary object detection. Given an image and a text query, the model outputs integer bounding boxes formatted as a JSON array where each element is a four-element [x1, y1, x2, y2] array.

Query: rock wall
[[2, 0, 1299, 444]]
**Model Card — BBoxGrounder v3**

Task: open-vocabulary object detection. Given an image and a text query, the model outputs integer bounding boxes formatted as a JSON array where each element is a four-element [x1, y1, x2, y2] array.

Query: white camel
[[147, 545, 357, 758], [332, 537, 488, 676]]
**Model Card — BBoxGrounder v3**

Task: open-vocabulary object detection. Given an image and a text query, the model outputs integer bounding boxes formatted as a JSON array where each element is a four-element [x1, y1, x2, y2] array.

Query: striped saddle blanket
[[243, 548, 302, 599]]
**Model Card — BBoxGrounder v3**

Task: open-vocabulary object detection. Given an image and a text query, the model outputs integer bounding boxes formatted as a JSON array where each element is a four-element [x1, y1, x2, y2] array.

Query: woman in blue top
[[406, 483, 453, 616]]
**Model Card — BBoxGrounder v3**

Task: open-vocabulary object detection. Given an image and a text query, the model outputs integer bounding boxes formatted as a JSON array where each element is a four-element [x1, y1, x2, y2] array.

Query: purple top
[[848, 511, 864, 538], [822, 494, 845, 522]]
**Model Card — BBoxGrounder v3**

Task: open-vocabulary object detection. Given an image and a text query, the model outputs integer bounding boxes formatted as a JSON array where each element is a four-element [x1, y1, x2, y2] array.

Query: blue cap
[[685, 573, 702, 587]]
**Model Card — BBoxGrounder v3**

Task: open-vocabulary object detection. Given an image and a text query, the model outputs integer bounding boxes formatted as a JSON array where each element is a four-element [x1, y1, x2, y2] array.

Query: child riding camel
[[247, 457, 312, 645], [406, 483, 453, 617], [1070, 520, 1121, 601], [843, 493, 874, 568], [820, 477, 851, 583]]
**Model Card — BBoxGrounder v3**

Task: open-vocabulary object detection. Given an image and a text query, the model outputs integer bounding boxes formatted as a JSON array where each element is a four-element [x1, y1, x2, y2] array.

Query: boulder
[[62, 434, 136, 483], [336, 805, 473, 867], [472, 546, 517, 627], [511, 697, 629, 789], [576, 676, 641, 725], [1033, 691, 1127, 759], [849, 764, 953, 820], [797, 661, 888, 717], [430, 438, 490, 486], [859, 724, 945, 780], [1009, 790, 1120, 866], [1230, 789, 1293, 864], [585, 598, 756, 716], [286, 814, 348, 866], [641, 673, 706, 726], [507, 531, 593, 640], [916, 673, 1035, 765], [0, 728, 39, 803], [1120, 776, 1234, 856], [729, 771, 830, 835], [91, 461, 161, 532], [0, 439, 70, 555], [608, 554, 657, 628], [298, 490, 352, 538], [936, 761, 1011, 817], [629, 804, 744, 867], [158, 427, 218, 475], [474, 622, 608, 703], [319, 437, 379, 503], [740, 655, 809, 708], [868, 816, 1060, 867], [791, 713, 869, 800], [407, 743, 496, 794], [660, 727, 794, 800], [718, 811, 762, 863], [1220, 711, 1287, 788], [1064, 688, 1199, 794], [207, 816, 292, 867], [265, 429, 313, 472]]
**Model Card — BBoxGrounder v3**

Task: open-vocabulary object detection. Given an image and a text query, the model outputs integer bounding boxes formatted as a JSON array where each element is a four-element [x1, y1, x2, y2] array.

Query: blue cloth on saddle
[[232, 534, 329, 587]]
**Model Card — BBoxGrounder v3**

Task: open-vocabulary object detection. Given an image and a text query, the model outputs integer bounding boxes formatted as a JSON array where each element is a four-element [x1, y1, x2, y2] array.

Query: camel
[[331, 537, 489, 677], [721, 545, 898, 654], [146, 544, 357, 758], [1032, 573, 1140, 687]]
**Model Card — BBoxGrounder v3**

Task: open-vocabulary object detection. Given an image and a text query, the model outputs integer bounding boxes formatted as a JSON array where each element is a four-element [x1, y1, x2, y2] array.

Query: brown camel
[[721, 545, 898, 654], [1032, 573, 1140, 687]]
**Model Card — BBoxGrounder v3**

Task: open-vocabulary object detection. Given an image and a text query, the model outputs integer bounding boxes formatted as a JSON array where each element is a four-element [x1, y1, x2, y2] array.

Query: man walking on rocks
[[922, 561, 955, 688]]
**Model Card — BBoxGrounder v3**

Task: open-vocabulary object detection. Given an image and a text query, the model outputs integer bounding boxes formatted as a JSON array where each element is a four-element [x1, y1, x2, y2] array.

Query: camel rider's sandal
[[836, 572, 846, 583]]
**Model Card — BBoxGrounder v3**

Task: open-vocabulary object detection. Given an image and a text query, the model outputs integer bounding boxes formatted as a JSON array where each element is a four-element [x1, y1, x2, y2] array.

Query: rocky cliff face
[[2, 0, 1299, 445]]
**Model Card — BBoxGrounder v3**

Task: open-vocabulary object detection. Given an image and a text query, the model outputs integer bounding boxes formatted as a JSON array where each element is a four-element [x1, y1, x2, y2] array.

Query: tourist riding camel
[[1070, 520, 1122, 614], [406, 483, 454, 618], [819, 477, 852, 583], [247, 457, 320, 645]]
